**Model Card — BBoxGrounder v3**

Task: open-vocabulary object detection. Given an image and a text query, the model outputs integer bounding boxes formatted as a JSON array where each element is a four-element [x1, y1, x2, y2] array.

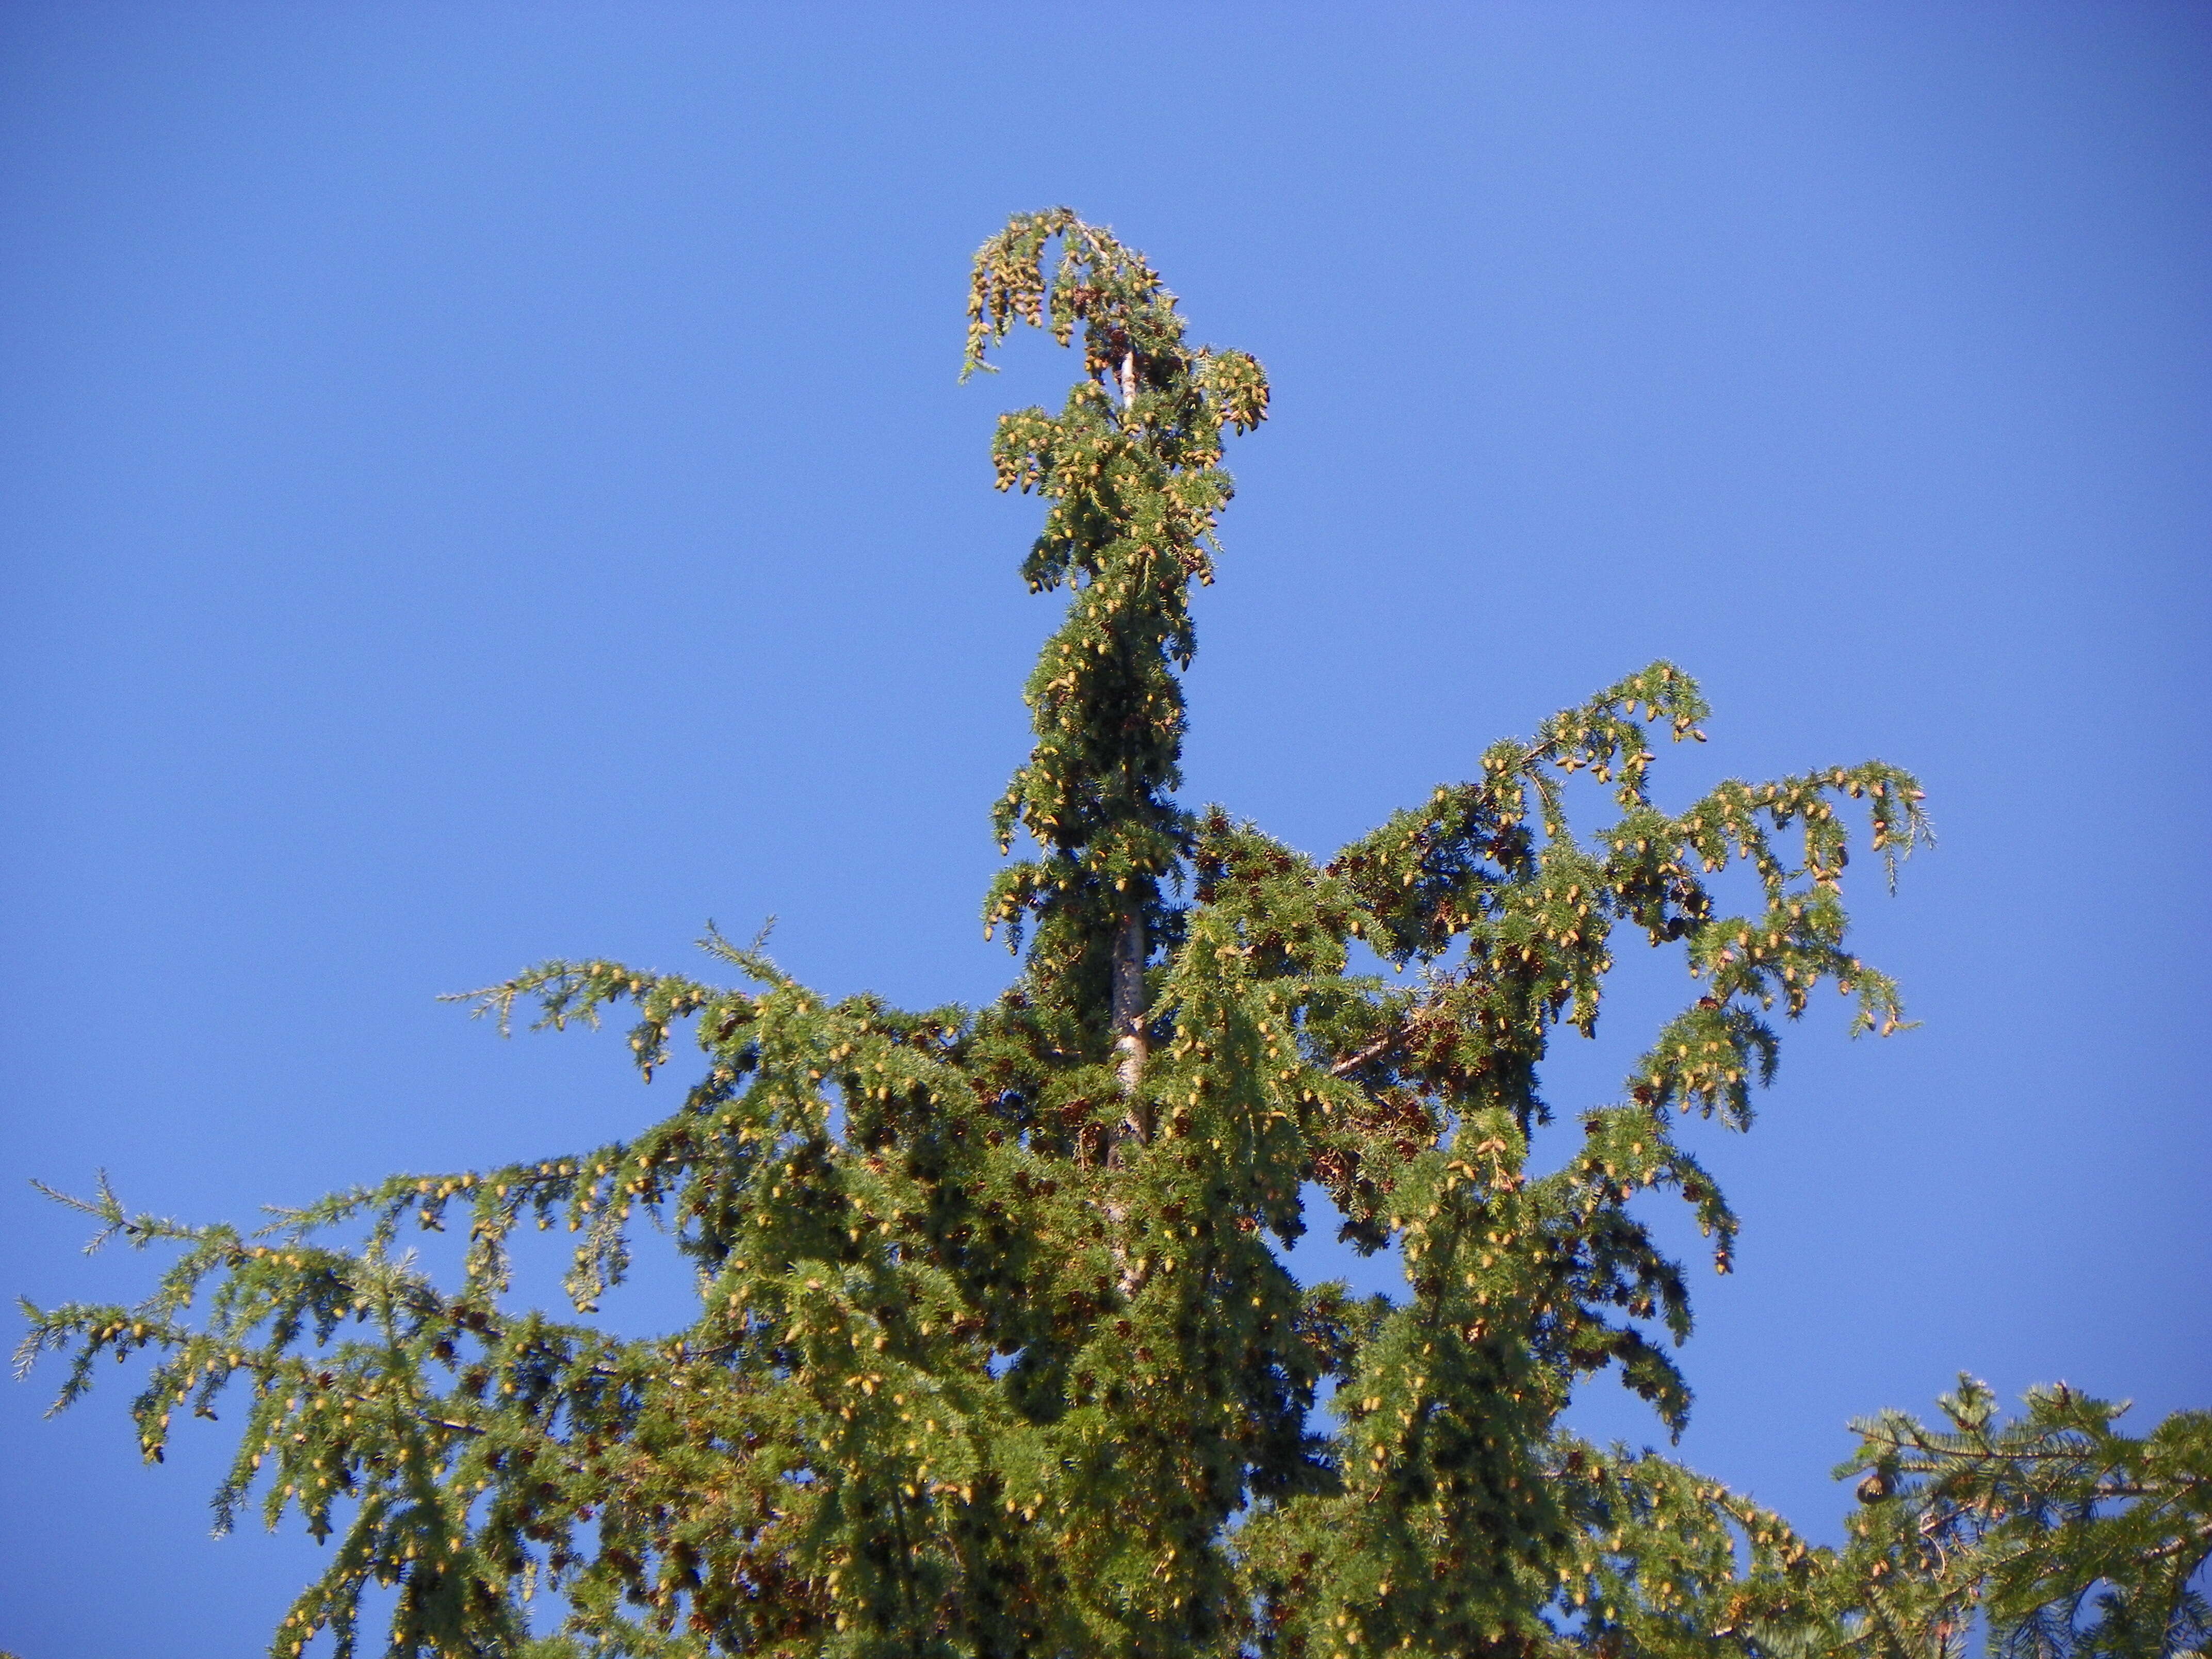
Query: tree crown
[[17, 210, 2010, 1659]]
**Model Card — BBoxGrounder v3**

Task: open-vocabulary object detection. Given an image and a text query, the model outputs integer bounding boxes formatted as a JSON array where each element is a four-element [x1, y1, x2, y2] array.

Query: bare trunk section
[[1105, 907, 1152, 1299], [1111, 907, 1149, 1111]]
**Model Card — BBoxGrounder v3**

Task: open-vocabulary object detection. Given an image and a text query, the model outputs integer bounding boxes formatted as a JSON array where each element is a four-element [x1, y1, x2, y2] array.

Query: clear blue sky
[[3, 6, 2206, 1653]]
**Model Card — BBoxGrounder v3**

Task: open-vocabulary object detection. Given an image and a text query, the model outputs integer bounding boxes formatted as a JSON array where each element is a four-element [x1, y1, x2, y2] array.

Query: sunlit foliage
[[38, 212, 2188, 1659]]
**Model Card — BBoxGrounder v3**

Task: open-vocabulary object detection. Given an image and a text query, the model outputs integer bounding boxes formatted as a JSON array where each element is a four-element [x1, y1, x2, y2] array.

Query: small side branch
[[1331, 1032, 1398, 1079]]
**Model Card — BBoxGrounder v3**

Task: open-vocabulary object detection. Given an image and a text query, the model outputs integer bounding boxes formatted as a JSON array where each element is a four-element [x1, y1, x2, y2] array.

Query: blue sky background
[[3, 5, 2206, 1653]]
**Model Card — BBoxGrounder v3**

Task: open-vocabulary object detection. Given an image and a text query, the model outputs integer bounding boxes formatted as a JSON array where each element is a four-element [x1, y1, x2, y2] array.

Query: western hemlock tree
[[23, 209, 1944, 1659]]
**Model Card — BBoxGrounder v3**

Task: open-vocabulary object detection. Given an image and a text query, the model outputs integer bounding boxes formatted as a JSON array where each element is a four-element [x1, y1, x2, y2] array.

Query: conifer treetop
[[18, 209, 1970, 1659], [967, 209, 1270, 1096]]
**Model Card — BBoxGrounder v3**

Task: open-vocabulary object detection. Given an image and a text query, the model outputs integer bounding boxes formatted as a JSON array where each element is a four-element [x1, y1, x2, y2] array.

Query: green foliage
[[18, 208, 2060, 1659], [1829, 1379, 2211, 1659]]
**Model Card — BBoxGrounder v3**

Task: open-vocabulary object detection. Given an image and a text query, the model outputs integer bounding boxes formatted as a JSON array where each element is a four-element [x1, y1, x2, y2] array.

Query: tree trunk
[[1112, 907, 1149, 1116]]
